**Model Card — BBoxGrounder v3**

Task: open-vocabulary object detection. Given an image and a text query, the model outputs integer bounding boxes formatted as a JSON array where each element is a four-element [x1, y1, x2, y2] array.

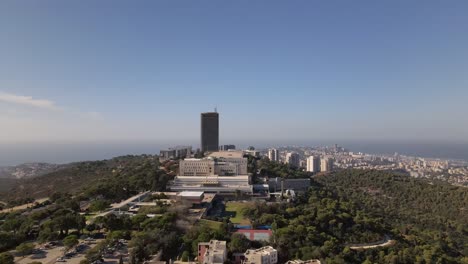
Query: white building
[[285, 152, 300, 168], [320, 157, 334, 172], [268, 149, 279, 162], [170, 175, 252, 193], [173, 152, 251, 193], [306, 156, 320, 173], [179, 159, 215, 176], [179, 155, 248, 176], [244, 246, 278, 264], [198, 240, 227, 264]]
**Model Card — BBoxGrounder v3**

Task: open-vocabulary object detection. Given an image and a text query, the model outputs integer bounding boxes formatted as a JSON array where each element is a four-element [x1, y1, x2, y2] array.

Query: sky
[[1, 0, 468, 146]]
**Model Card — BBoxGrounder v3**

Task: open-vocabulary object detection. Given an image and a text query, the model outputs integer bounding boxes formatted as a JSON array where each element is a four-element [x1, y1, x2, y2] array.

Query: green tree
[[16, 242, 35, 257], [0, 252, 14, 264], [63, 235, 79, 250], [181, 251, 190, 261], [229, 233, 250, 253]]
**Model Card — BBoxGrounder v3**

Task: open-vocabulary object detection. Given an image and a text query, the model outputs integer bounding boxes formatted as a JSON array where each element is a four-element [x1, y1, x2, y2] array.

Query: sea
[[0, 140, 468, 167]]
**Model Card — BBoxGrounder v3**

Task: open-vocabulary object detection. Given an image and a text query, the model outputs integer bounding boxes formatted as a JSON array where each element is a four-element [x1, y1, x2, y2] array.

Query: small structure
[[160, 146, 192, 160], [198, 240, 227, 264], [177, 191, 204, 205], [267, 178, 310, 193], [243, 246, 278, 264]]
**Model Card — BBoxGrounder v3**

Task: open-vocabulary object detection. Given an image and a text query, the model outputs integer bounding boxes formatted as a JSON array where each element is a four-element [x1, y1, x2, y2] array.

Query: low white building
[[179, 155, 247, 176], [170, 175, 252, 193], [244, 246, 278, 264]]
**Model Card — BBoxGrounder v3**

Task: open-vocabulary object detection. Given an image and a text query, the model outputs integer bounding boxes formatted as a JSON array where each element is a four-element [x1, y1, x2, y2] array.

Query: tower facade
[[285, 152, 300, 168], [201, 112, 219, 153], [268, 148, 279, 162], [306, 156, 320, 172]]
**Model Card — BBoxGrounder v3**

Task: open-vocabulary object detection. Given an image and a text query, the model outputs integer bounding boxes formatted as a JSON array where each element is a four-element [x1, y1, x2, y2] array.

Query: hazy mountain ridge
[[0, 162, 64, 179], [0, 155, 159, 201]]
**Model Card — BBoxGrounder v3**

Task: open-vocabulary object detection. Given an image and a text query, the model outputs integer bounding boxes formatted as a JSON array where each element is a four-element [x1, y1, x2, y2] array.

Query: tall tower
[[201, 112, 219, 153], [285, 152, 300, 168], [320, 156, 334, 172], [306, 156, 320, 172], [268, 148, 279, 162]]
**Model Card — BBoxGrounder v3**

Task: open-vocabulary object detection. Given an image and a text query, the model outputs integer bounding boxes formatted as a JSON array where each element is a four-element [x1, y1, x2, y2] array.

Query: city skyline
[[1, 1, 468, 144]]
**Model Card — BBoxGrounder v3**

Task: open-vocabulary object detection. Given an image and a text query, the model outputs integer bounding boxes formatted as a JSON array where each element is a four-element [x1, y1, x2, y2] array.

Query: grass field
[[199, 219, 223, 230], [224, 202, 251, 225]]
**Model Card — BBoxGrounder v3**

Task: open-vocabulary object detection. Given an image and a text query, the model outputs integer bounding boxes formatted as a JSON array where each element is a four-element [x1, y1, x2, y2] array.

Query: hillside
[[315, 169, 468, 231], [311, 169, 468, 263], [0, 179, 16, 193], [0, 163, 63, 179], [0, 155, 160, 201]]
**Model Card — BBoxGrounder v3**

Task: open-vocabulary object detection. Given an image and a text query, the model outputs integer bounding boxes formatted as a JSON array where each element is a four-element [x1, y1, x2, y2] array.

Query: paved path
[[349, 235, 395, 250], [0, 198, 48, 213]]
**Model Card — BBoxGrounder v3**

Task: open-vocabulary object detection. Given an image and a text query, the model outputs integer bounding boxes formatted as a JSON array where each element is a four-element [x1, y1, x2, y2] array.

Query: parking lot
[[14, 239, 104, 264]]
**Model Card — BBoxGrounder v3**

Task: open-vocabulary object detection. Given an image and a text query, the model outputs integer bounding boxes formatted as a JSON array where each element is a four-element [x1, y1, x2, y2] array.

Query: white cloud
[[0, 91, 59, 110]]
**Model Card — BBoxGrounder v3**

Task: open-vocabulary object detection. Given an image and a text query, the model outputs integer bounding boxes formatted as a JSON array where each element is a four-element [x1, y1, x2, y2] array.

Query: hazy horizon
[[1, 140, 468, 167]]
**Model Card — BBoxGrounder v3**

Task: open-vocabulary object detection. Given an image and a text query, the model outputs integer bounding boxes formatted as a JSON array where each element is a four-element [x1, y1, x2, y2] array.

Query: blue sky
[[0, 0, 467, 144]]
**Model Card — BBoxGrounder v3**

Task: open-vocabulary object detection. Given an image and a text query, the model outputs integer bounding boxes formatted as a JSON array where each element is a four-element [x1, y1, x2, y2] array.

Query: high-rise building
[[268, 148, 279, 162], [285, 152, 300, 168], [320, 157, 334, 172], [306, 156, 320, 172], [201, 112, 219, 153]]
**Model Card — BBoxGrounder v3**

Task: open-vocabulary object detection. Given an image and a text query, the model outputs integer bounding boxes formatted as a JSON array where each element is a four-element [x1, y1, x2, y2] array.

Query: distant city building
[[198, 240, 227, 264], [285, 152, 300, 168], [243, 246, 278, 264], [201, 112, 219, 153], [268, 149, 279, 162], [300, 159, 307, 168], [159, 146, 192, 160], [306, 156, 320, 173], [219, 144, 236, 151], [320, 157, 334, 172], [244, 149, 261, 158]]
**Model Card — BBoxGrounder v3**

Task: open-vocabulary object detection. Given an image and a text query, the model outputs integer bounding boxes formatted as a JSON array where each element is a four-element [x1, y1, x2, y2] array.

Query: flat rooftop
[[178, 191, 204, 197], [209, 151, 244, 159]]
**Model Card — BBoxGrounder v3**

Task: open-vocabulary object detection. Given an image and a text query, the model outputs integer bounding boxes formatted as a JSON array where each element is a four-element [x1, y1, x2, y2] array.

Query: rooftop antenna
[[214, 106, 217, 113]]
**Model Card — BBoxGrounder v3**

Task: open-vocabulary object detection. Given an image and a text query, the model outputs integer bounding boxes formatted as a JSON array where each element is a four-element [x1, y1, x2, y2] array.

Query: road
[[0, 198, 48, 213], [349, 235, 395, 250]]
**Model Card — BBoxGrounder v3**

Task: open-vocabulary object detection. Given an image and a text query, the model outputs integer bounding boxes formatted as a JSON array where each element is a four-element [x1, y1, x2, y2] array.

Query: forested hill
[[314, 169, 468, 262], [315, 170, 467, 230], [0, 155, 161, 201]]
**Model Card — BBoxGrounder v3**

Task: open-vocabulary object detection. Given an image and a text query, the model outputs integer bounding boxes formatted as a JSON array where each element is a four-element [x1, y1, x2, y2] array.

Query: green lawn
[[224, 202, 251, 225], [199, 219, 222, 230]]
